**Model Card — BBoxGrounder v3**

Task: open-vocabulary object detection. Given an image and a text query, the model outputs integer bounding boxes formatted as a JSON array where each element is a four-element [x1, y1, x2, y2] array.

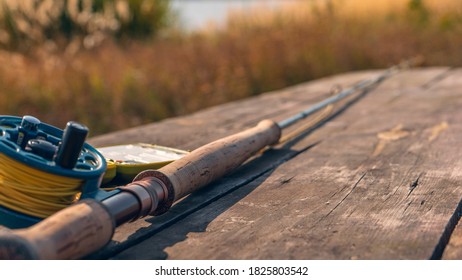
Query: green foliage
[[117, 0, 172, 39], [0, 0, 173, 52]]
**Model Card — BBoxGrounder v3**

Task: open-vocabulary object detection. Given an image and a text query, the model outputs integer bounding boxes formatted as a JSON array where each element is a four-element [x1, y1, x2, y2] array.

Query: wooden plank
[[434, 68, 462, 260], [443, 217, 462, 259], [89, 70, 380, 259], [89, 70, 385, 149], [89, 67, 460, 259]]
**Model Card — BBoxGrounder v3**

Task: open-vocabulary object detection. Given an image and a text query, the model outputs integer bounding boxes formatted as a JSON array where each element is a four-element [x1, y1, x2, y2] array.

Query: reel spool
[[0, 115, 111, 228]]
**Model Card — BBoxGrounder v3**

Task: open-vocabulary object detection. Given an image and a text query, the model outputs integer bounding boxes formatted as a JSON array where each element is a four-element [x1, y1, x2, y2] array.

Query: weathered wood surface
[[89, 67, 462, 259]]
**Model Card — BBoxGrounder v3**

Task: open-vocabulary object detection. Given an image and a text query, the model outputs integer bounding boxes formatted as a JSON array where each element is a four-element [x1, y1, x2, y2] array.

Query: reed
[[0, 0, 461, 135]]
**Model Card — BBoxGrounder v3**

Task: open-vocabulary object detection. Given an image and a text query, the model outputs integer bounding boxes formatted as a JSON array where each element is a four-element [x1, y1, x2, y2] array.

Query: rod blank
[[277, 68, 398, 129], [0, 59, 418, 260]]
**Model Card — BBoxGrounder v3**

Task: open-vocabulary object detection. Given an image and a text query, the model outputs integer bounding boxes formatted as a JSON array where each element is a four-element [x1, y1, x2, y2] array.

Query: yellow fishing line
[[0, 153, 83, 218]]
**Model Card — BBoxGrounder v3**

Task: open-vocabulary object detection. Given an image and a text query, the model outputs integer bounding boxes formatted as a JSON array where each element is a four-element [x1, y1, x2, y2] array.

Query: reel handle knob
[[16, 116, 41, 148], [55, 121, 89, 169], [26, 139, 57, 160], [20, 115, 40, 131]]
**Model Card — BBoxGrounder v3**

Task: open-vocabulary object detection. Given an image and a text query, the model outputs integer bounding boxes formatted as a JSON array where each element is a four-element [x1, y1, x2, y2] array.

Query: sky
[[170, 0, 300, 30]]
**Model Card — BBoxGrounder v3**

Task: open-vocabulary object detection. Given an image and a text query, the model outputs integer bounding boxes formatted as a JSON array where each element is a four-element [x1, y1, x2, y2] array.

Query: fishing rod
[[0, 59, 419, 259]]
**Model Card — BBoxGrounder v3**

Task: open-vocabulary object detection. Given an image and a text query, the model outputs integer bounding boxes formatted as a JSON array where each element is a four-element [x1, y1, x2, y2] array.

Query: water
[[170, 0, 301, 30]]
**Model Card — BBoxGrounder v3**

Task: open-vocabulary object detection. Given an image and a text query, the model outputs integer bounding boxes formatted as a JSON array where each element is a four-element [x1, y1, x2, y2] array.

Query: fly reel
[[0, 115, 112, 228]]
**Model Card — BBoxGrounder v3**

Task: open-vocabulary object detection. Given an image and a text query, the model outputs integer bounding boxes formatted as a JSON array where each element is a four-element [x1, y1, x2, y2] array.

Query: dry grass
[[0, 0, 461, 135]]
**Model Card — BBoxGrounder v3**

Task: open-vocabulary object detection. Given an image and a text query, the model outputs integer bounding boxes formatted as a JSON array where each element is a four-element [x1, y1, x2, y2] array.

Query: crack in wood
[[392, 151, 423, 198], [313, 172, 367, 227], [280, 176, 295, 185], [407, 173, 423, 198], [403, 201, 413, 213], [431, 196, 462, 259], [420, 68, 454, 90], [329, 184, 350, 200]]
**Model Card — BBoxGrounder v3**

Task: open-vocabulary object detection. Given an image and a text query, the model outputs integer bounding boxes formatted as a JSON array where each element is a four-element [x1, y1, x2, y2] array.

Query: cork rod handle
[[0, 199, 115, 259], [0, 120, 281, 259], [158, 119, 281, 201]]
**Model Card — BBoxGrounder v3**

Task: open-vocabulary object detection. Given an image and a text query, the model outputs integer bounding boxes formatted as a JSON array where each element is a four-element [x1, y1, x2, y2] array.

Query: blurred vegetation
[[0, 0, 173, 51], [0, 0, 461, 135]]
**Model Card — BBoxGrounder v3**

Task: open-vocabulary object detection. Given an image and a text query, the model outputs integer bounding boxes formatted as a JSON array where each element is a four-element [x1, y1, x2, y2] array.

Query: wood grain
[[158, 120, 281, 201], [88, 67, 462, 259], [0, 200, 114, 259]]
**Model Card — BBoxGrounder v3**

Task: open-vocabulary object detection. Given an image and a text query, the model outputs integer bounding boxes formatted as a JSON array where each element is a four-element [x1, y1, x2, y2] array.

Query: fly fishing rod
[[0, 59, 419, 259]]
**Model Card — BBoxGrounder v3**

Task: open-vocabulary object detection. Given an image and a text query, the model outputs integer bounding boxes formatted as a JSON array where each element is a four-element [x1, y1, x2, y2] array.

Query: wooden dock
[[89, 67, 462, 259]]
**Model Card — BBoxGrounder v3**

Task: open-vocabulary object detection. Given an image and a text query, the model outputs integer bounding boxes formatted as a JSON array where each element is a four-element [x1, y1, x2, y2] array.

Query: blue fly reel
[[0, 115, 114, 228]]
